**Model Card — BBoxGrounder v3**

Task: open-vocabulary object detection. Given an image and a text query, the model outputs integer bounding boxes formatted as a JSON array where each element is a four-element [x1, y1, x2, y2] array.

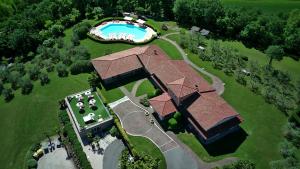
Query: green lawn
[[135, 79, 156, 97], [129, 135, 167, 169], [222, 0, 300, 14], [99, 85, 125, 103], [68, 91, 110, 127], [151, 39, 183, 60], [0, 73, 90, 169], [124, 81, 136, 92], [146, 19, 178, 35]]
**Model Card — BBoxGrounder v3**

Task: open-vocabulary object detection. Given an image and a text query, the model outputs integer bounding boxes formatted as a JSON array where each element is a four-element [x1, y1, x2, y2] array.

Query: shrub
[[39, 72, 50, 86], [109, 126, 119, 137], [168, 118, 178, 130], [173, 111, 182, 120], [42, 38, 55, 47], [50, 24, 64, 37], [0, 81, 3, 95], [8, 71, 22, 90], [73, 22, 92, 40], [2, 88, 14, 101], [139, 97, 150, 107], [28, 65, 40, 81], [56, 63, 69, 77], [27, 159, 37, 169], [70, 60, 93, 75], [20, 77, 33, 95], [71, 34, 80, 46], [161, 24, 168, 31]]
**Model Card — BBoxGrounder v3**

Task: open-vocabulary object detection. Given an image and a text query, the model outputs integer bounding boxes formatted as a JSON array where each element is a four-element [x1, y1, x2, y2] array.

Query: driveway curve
[[103, 139, 125, 169], [160, 32, 225, 95]]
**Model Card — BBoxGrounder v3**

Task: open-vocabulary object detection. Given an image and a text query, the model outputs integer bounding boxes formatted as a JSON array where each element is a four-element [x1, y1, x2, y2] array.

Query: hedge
[[59, 110, 92, 169]]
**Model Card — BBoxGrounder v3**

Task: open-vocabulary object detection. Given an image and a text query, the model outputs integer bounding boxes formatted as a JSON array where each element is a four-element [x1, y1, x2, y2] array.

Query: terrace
[[66, 89, 112, 131]]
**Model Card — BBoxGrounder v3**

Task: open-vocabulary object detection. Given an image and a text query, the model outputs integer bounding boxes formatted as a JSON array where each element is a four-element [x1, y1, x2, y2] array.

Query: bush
[[168, 118, 178, 130], [139, 97, 150, 107], [71, 34, 80, 46], [27, 159, 37, 169], [58, 111, 93, 169], [0, 81, 3, 95], [56, 63, 69, 77], [73, 22, 92, 40], [28, 65, 40, 81], [8, 71, 22, 90], [2, 88, 14, 102], [173, 111, 182, 120], [20, 77, 33, 95], [70, 60, 93, 75], [161, 24, 168, 31], [39, 72, 50, 86], [109, 126, 119, 137]]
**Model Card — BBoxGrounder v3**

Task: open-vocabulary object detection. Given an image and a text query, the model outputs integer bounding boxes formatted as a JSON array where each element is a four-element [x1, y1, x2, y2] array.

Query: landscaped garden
[[68, 90, 111, 127], [135, 79, 157, 97], [0, 0, 299, 168]]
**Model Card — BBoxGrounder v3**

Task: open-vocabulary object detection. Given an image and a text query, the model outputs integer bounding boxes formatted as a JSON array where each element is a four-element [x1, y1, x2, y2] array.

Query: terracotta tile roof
[[92, 46, 149, 79], [187, 91, 239, 131], [149, 93, 177, 117], [169, 60, 215, 93], [167, 77, 196, 98]]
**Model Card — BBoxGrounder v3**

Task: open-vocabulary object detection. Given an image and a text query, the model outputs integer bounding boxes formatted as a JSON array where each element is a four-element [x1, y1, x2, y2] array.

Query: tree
[[224, 159, 255, 169], [70, 60, 92, 75], [92, 7, 104, 20], [2, 88, 14, 102], [284, 9, 300, 56], [173, 0, 191, 26], [19, 77, 33, 95], [39, 72, 50, 86], [265, 45, 284, 66], [50, 24, 64, 37], [0, 81, 3, 95], [8, 71, 21, 90], [73, 22, 91, 40], [28, 64, 40, 81], [88, 72, 100, 90], [56, 63, 69, 77], [71, 34, 80, 46]]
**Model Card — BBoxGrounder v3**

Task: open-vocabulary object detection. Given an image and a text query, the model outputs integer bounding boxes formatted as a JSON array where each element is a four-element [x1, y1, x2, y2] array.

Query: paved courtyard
[[110, 96, 178, 153], [38, 147, 75, 169]]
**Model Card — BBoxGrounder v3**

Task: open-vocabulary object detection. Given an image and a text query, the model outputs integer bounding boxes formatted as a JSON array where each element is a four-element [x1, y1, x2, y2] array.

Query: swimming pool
[[89, 20, 157, 43], [100, 23, 147, 41]]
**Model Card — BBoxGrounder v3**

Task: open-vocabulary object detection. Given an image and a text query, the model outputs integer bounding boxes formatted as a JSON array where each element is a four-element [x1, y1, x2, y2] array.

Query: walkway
[[103, 139, 125, 169], [160, 32, 225, 95]]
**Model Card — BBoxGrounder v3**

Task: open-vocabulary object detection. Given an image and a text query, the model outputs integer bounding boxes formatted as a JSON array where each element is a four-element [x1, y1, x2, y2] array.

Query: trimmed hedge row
[[59, 110, 92, 169], [87, 17, 159, 45]]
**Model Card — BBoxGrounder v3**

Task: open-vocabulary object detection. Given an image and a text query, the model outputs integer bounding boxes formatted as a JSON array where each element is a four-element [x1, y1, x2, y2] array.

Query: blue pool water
[[99, 23, 147, 41]]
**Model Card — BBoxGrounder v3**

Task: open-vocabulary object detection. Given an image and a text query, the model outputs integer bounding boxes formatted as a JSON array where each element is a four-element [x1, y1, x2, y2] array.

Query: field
[[222, 0, 300, 14], [0, 73, 90, 169]]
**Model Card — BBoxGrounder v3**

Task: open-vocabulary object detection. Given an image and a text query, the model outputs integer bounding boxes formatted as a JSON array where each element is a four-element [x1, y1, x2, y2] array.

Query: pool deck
[[89, 20, 157, 43]]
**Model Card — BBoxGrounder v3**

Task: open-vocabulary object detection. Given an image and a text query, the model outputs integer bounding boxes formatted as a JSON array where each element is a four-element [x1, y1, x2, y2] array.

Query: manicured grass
[[222, 0, 300, 14], [124, 81, 136, 92], [151, 39, 183, 60], [146, 19, 178, 35], [129, 135, 167, 169], [99, 85, 125, 103], [68, 91, 110, 127], [0, 73, 90, 169], [135, 79, 156, 97]]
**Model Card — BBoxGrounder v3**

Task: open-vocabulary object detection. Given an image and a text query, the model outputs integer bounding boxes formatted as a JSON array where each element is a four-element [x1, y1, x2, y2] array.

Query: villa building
[[92, 45, 242, 144]]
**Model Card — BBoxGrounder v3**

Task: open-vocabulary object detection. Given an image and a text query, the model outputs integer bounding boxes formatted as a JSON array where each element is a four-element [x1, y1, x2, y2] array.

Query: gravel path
[[160, 32, 225, 95]]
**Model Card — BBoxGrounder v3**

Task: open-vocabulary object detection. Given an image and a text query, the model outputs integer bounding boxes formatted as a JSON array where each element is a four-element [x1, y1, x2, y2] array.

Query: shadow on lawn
[[201, 128, 248, 156]]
